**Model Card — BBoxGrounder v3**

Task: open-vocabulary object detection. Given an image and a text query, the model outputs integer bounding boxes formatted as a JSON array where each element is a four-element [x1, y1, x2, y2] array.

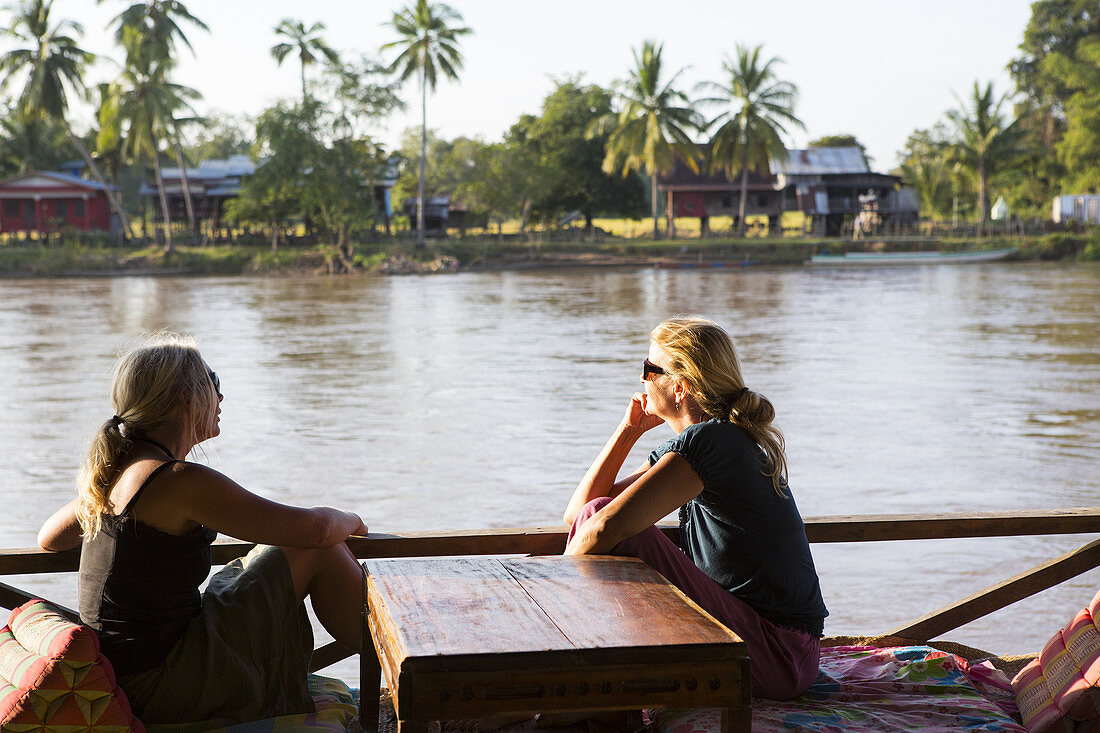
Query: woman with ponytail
[[563, 317, 828, 700], [37, 333, 369, 724]]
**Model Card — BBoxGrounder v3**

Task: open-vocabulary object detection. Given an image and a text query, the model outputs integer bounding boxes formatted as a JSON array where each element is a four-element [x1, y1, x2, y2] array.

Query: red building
[[0, 171, 118, 234]]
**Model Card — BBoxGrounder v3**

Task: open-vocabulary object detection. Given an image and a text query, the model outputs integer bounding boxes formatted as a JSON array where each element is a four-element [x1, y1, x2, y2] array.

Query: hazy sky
[[24, 0, 1033, 170]]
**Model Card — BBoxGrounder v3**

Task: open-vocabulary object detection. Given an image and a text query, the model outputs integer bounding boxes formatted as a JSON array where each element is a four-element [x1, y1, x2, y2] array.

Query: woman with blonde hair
[[564, 316, 828, 700], [38, 333, 368, 724]]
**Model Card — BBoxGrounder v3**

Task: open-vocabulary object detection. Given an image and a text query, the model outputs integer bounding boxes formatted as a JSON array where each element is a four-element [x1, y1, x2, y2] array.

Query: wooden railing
[[1, 507, 1097, 672]]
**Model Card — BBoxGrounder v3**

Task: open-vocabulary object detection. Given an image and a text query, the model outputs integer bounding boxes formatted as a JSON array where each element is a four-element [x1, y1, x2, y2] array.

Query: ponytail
[[76, 418, 132, 538]]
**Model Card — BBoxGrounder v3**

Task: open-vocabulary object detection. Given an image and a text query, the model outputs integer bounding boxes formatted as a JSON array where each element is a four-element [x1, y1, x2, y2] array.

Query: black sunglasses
[[209, 370, 221, 396], [642, 358, 666, 380]]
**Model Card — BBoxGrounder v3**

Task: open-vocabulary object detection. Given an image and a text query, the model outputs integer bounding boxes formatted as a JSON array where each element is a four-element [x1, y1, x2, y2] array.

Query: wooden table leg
[[723, 706, 752, 733], [360, 569, 382, 733]]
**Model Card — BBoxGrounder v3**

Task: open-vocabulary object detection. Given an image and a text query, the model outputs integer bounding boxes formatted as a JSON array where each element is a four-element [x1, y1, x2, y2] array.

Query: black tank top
[[78, 460, 217, 675]]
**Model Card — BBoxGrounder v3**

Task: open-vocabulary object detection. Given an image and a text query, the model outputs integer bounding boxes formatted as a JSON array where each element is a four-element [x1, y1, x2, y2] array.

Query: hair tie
[[111, 415, 123, 427], [737, 386, 750, 399]]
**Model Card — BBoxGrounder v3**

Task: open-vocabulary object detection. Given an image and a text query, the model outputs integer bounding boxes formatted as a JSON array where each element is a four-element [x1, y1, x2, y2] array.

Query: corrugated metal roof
[[773, 147, 869, 175]]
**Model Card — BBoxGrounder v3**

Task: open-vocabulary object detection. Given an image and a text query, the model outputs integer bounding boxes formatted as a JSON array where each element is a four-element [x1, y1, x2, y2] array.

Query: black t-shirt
[[650, 419, 829, 636]]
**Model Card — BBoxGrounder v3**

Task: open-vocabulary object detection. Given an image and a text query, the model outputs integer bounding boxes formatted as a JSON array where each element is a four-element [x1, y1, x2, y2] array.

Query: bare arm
[[565, 451, 702, 555], [563, 392, 666, 525], [38, 499, 82, 552], [162, 464, 368, 547]]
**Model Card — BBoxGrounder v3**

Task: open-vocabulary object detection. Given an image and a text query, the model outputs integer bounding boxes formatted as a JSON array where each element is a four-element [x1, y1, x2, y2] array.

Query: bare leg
[[282, 542, 363, 649]]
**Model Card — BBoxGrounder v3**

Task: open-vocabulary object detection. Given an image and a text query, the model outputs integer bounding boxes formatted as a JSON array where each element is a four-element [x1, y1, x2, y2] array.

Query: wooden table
[[359, 555, 751, 733]]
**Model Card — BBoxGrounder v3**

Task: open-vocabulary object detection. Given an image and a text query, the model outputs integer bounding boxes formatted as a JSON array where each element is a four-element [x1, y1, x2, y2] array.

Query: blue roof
[[43, 171, 119, 191]]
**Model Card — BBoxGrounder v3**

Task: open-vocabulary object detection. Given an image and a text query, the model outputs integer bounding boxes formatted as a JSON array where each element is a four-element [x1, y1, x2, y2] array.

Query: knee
[[572, 497, 613, 531]]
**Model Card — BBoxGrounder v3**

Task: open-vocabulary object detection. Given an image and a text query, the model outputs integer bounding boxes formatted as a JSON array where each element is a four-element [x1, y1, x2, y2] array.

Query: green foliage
[[698, 43, 803, 234], [271, 18, 340, 102], [183, 111, 252, 163], [946, 82, 1027, 229], [897, 124, 957, 220], [0, 103, 73, 175], [512, 78, 646, 228], [382, 0, 471, 244], [598, 40, 703, 237]]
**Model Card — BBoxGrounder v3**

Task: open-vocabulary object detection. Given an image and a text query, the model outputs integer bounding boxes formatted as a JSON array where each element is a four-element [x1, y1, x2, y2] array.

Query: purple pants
[[569, 497, 820, 700]]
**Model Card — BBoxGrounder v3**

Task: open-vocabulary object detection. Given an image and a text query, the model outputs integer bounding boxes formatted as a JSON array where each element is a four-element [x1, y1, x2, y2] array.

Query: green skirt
[[119, 545, 315, 724]]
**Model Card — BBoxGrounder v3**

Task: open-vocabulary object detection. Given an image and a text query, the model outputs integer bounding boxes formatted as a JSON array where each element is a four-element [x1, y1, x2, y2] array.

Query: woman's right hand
[[623, 391, 665, 432]]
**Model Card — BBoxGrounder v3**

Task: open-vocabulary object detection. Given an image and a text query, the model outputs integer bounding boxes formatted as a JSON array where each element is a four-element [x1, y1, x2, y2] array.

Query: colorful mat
[[648, 645, 1026, 732], [145, 674, 358, 733]]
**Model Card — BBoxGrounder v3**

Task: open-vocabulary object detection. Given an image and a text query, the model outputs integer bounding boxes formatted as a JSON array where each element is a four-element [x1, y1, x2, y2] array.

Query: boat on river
[[809, 247, 1017, 266], [1, 507, 1097, 731]]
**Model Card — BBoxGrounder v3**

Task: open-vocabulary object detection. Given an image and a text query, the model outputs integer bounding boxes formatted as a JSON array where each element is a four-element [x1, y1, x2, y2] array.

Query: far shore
[[0, 233, 1095, 278]]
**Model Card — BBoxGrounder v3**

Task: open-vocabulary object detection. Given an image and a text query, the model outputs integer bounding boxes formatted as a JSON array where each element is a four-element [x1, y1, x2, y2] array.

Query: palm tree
[[271, 18, 340, 102], [0, 0, 132, 239], [106, 0, 208, 244], [597, 40, 702, 239], [382, 0, 471, 246], [102, 0, 208, 63], [697, 44, 803, 236], [108, 55, 200, 252], [946, 81, 1026, 237]]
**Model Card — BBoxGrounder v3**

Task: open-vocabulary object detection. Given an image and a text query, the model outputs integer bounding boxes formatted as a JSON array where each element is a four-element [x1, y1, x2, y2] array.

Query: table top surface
[[364, 555, 746, 660]]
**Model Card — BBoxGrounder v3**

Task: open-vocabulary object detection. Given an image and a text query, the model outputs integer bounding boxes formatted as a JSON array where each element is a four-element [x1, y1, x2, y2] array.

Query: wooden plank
[[803, 507, 1100, 543], [1, 508, 1096, 575], [308, 640, 354, 672], [0, 580, 79, 622], [365, 558, 573, 659], [500, 556, 743, 649], [885, 538, 1100, 641]]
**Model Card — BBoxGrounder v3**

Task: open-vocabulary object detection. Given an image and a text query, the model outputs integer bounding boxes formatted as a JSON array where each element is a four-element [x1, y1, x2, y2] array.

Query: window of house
[[721, 195, 731, 208], [757, 195, 768, 207], [2, 199, 19, 218], [72, 199, 85, 218], [22, 200, 35, 222]]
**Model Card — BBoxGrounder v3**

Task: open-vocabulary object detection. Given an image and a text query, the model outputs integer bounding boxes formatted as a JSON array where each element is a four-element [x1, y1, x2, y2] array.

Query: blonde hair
[[76, 332, 218, 538], [650, 316, 790, 497]]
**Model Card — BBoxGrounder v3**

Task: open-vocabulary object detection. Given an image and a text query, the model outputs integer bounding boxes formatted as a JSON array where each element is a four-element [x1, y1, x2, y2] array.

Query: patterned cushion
[[1012, 587, 1100, 731], [0, 599, 145, 732]]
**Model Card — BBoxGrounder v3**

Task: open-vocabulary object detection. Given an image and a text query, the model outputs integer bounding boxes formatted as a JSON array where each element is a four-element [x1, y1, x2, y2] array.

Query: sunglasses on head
[[209, 370, 221, 396], [642, 358, 666, 380]]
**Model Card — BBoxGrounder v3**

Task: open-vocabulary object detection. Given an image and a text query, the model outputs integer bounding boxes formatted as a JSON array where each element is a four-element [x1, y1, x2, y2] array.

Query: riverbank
[[0, 232, 1096, 276]]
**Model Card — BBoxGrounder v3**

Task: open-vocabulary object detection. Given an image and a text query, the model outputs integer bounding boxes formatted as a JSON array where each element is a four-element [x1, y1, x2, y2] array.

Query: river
[[2, 262, 1098, 685]]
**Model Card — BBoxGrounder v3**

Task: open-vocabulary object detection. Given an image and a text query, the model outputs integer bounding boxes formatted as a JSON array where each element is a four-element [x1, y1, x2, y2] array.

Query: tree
[[270, 18, 339, 103], [897, 125, 954, 221], [808, 133, 871, 165], [513, 78, 646, 234], [698, 44, 803, 236], [0, 103, 72, 175], [0, 0, 132, 239], [102, 0, 208, 65], [946, 82, 1026, 236], [320, 54, 405, 140], [226, 102, 314, 252], [382, 0, 471, 246], [182, 111, 252, 162], [598, 40, 702, 239], [108, 54, 201, 252], [106, 0, 208, 244]]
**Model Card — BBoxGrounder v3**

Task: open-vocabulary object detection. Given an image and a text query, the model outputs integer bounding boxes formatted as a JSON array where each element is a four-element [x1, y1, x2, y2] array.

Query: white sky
[[29, 0, 1033, 170]]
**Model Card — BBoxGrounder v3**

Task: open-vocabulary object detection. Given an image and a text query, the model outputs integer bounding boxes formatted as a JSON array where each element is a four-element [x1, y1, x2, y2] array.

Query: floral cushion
[[1012, 587, 1100, 732], [0, 599, 144, 732]]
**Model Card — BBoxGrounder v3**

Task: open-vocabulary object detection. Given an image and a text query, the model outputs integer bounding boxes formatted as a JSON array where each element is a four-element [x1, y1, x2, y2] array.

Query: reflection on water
[[1, 263, 1098, 685]]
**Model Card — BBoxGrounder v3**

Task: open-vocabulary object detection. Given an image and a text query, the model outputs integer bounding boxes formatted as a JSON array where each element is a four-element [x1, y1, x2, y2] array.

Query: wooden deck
[[0, 506, 1097, 673]]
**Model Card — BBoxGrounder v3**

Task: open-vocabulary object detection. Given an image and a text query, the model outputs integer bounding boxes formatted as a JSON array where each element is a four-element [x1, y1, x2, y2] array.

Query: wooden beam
[[309, 640, 355, 672], [0, 580, 79, 622], [803, 507, 1100, 543], [885, 538, 1100, 641], [0, 507, 1096, 576]]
